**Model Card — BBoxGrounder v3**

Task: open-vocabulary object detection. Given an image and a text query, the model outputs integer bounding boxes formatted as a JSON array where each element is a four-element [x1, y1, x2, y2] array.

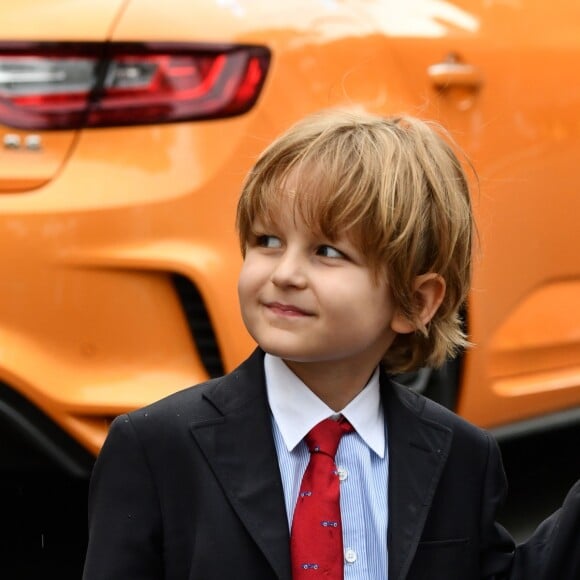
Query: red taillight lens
[[0, 42, 270, 130]]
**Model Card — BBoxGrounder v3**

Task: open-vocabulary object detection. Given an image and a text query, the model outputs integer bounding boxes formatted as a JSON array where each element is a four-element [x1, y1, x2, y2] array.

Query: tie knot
[[305, 417, 353, 458]]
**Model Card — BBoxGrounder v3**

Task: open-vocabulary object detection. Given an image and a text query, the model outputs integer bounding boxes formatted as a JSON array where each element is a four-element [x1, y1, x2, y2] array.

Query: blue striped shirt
[[265, 354, 389, 579]]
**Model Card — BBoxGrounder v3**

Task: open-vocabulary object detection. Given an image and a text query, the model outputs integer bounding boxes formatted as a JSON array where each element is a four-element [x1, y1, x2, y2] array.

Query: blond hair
[[236, 109, 474, 372]]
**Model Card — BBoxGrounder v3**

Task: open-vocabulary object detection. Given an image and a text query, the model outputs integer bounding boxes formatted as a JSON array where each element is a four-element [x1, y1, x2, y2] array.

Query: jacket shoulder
[[390, 379, 492, 448]]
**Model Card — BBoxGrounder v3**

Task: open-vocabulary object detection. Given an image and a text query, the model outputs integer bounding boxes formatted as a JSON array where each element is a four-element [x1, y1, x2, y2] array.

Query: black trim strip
[[491, 405, 580, 442], [171, 274, 225, 378]]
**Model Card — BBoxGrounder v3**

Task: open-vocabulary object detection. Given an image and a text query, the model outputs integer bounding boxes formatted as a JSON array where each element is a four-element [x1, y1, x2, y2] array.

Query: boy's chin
[[260, 346, 333, 364], [262, 347, 307, 362]]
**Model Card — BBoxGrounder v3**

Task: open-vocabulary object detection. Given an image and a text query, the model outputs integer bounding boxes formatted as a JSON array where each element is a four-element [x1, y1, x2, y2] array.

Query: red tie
[[290, 418, 353, 578]]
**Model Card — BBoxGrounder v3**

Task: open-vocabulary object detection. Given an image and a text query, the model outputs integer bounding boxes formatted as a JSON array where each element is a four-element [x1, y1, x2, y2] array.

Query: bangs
[[237, 120, 392, 267], [258, 162, 373, 241]]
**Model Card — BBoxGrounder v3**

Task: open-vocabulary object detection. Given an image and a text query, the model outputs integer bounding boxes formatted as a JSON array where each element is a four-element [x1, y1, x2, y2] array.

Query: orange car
[[1, 0, 579, 477]]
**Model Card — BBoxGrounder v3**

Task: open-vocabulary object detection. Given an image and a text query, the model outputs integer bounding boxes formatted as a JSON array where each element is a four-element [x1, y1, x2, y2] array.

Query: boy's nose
[[270, 250, 307, 289]]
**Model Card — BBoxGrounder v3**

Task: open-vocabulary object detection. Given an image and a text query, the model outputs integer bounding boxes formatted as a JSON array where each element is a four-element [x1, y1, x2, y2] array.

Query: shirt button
[[337, 466, 348, 481], [344, 548, 357, 563]]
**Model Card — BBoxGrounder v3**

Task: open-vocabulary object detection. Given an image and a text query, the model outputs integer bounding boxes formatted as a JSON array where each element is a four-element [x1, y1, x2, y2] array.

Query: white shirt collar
[[264, 353, 385, 458]]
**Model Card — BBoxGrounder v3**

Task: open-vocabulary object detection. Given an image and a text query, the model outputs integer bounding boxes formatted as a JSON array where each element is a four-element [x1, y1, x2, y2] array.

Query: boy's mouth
[[264, 301, 313, 317]]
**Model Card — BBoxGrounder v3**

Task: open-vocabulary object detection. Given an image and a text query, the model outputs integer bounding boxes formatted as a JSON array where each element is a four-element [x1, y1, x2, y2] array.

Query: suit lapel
[[382, 376, 453, 580], [188, 349, 291, 580]]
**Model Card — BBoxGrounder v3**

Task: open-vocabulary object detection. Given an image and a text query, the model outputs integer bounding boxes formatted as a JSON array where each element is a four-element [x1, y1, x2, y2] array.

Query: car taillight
[[0, 42, 270, 130]]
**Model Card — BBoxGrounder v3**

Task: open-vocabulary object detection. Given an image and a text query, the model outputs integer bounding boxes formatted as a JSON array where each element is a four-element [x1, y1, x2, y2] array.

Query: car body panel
[[0, 0, 579, 456]]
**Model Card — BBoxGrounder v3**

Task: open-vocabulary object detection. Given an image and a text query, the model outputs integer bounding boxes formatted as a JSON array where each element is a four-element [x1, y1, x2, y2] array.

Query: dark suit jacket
[[83, 349, 580, 579]]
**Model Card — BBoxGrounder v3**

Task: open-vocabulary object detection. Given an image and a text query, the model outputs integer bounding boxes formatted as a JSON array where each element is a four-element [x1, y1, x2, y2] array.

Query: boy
[[83, 110, 580, 579]]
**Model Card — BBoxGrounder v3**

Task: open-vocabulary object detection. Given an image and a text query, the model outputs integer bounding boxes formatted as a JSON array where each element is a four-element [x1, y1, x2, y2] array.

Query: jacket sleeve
[[83, 414, 163, 580], [510, 478, 580, 580]]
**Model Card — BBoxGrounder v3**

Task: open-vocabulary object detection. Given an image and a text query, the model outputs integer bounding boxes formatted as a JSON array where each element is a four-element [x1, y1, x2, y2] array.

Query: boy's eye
[[256, 234, 282, 249], [317, 245, 345, 259]]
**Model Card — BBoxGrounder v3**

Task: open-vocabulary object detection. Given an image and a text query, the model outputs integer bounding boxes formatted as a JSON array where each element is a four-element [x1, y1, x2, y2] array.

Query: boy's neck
[[282, 358, 380, 411]]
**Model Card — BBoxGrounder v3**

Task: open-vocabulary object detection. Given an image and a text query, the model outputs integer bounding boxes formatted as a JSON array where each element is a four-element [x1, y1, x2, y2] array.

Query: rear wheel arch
[[0, 382, 94, 478]]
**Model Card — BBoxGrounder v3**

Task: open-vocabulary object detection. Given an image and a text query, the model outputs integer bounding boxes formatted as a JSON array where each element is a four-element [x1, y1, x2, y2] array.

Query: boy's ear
[[391, 273, 446, 334]]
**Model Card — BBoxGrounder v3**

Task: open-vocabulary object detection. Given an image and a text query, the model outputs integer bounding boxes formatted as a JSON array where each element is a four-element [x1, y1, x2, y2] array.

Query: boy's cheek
[[237, 271, 260, 311], [239, 254, 268, 282]]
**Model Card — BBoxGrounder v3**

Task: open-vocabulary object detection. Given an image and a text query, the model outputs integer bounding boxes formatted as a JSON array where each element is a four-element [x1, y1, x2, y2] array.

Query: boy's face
[[238, 200, 402, 374]]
